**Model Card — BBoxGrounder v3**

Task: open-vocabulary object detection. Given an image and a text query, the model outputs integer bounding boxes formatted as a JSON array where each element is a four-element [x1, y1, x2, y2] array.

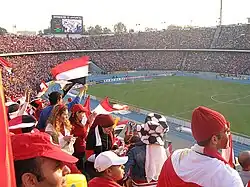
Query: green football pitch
[[88, 76, 250, 136]]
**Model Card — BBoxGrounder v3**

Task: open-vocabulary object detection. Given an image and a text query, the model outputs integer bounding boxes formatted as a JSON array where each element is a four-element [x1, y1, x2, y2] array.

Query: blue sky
[[1, 0, 249, 32]]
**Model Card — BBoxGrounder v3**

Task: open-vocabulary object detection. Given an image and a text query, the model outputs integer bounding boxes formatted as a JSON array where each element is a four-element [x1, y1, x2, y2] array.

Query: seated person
[[88, 151, 128, 187]]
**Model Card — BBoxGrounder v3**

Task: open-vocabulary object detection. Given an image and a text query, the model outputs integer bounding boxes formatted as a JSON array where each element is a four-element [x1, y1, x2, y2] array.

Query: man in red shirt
[[88, 151, 128, 187]]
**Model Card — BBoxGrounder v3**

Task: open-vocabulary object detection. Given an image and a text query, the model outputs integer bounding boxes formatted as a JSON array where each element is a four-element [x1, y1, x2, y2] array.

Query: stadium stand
[[1, 24, 250, 97]]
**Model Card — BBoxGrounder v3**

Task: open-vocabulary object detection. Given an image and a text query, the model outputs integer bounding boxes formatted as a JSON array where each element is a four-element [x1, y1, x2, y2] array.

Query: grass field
[[89, 76, 250, 136]]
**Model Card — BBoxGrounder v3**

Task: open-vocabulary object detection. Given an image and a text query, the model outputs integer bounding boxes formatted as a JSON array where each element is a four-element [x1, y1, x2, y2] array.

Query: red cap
[[71, 104, 88, 114], [191, 106, 228, 142], [92, 114, 114, 128], [68, 98, 73, 102], [11, 132, 78, 163]]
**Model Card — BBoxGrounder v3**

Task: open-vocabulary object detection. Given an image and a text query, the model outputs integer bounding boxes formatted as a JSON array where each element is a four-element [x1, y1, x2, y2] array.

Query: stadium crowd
[[1, 23, 250, 187], [1, 24, 250, 97], [5, 87, 250, 187]]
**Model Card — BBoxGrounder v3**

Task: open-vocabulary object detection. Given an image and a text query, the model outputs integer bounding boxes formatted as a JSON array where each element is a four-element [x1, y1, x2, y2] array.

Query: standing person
[[6, 89, 31, 120], [157, 106, 244, 187], [45, 104, 74, 154], [37, 85, 87, 131], [69, 104, 97, 172], [125, 113, 169, 187], [45, 103, 80, 174], [11, 132, 78, 187], [238, 151, 250, 186], [29, 98, 44, 120], [86, 114, 117, 158], [85, 114, 117, 180], [88, 151, 128, 187]]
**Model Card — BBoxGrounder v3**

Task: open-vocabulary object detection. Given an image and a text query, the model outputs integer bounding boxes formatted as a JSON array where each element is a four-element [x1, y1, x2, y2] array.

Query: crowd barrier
[[2, 48, 250, 58]]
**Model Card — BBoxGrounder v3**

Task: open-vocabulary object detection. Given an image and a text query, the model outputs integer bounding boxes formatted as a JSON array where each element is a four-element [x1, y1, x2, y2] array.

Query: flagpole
[[219, 0, 223, 26], [0, 69, 16, 187]]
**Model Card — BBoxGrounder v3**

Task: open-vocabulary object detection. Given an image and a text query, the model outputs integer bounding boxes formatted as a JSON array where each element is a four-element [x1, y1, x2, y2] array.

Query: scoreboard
[[51, 15, 83, 34]]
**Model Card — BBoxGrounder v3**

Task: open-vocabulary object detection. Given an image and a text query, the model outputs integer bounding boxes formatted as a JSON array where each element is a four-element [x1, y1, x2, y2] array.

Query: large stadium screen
[[51, 15, 83, 34]]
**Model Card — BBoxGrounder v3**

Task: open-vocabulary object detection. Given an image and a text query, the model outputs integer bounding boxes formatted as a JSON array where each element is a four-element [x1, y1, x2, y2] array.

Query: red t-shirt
[[88, 177, 122, 187]]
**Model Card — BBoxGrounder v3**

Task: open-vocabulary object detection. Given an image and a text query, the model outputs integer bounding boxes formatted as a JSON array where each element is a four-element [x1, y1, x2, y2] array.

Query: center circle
[[210, 93, 250, 106]]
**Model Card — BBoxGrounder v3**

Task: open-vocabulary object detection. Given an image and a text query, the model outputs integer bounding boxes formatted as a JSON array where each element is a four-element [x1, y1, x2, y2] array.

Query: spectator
[[1, 24, 250, 97], [88, 151, 128, 187], [238, 151, 250, 186], [29, 98, 44, 120], [125, 113, 169, 187], [157, 106, 244, 187], [37, 85, 86, 130], [70, 104, 97, 172], [85, 114, 117, 180], [45, 104, 75, 154], [86, 114, 117, 158], [11, 132, 78, 187]]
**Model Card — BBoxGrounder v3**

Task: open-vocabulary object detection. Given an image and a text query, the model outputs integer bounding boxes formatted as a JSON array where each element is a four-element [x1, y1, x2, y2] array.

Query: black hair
[[14, 157, 43, 187], [48, 92, 62, 105]]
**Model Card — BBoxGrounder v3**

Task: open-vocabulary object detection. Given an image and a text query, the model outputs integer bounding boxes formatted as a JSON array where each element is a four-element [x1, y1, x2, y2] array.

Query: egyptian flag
[[5, 101, 20, 120], [50, 56, 89, 97], [9, 115, 37, 134], [83, 95, 91, 117], [92, 97, 129, 115], [0, 70, 16, 187], [51, 56, 89, 83], [0, 57, 12, 73], [36, 81, 48, 98]]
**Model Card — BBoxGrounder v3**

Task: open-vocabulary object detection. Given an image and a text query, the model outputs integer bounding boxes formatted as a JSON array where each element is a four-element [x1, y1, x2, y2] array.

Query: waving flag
[[92, 97, 129, 115], [36, 81, 49, 98], [83, 95, 91, 116], [51, 56, 89, 83], [0, 57, 12, 73], [50, 56, 89, 98], [0, 70, 16, 187]]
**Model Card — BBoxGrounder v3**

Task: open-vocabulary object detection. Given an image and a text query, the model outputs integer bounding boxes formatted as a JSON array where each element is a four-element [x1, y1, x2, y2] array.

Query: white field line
[[171, 94, 250, 117]]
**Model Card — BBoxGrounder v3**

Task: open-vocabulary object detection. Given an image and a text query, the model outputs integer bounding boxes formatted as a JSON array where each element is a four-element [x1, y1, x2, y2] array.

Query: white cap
[[94, 151, 128, 172]]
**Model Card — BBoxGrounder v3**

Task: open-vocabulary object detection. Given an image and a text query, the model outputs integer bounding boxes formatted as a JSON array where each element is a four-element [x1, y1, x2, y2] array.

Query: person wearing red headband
[[157, 106, 244, 187]]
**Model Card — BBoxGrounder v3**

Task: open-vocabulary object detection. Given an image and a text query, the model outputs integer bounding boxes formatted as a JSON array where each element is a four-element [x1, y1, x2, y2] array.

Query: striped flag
[[0, 57, 12, 73], [92, 97, 129, 115], [0, 69, 16, 187], [36, 81, 48, 98], [83, 95, 91, 117], [51, 56, 89, 83], [51, 56, 89, 98]]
